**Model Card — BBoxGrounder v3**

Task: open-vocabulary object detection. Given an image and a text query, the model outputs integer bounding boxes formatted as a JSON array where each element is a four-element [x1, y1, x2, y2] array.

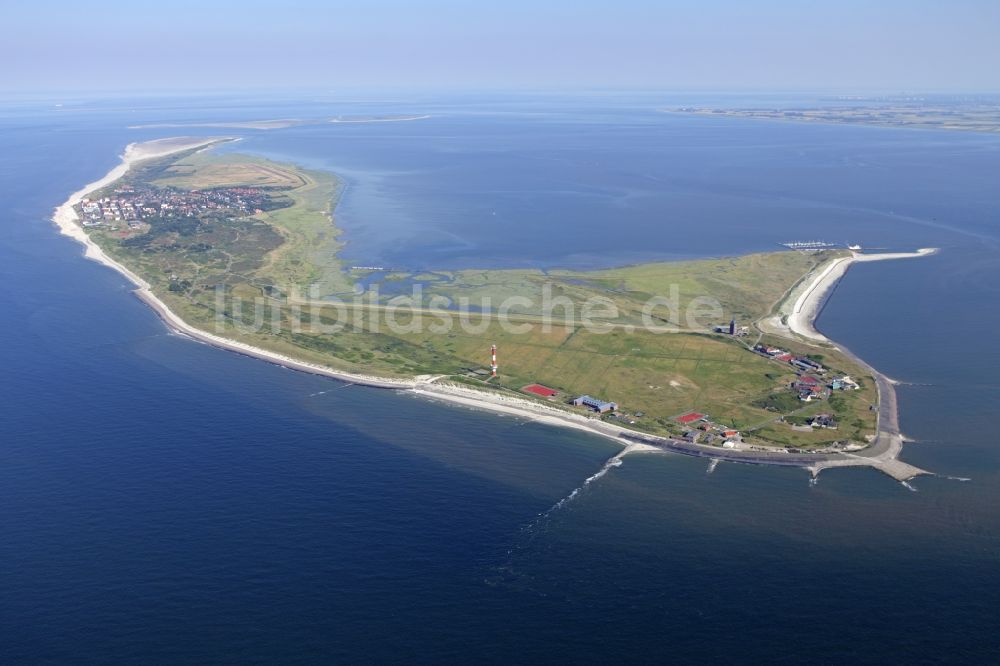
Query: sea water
[[1, 93, 998, 662]]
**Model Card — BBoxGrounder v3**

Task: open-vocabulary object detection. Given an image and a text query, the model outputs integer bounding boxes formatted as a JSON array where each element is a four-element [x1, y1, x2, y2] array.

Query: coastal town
[[75, 183, 280, 228]]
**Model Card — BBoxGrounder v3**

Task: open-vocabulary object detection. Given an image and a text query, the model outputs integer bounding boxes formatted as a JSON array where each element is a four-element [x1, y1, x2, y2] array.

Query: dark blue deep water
[[1, 94, 999, 663]]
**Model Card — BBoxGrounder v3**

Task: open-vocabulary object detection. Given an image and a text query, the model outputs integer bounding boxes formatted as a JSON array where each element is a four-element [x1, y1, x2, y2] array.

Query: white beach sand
[[763, 249, 938, 343]]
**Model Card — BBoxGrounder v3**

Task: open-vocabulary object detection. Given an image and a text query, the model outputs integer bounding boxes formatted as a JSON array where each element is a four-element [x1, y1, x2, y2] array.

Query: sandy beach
[[329, 114, 431, 123], [755, 247, 939, 482], [53, 138, 234, 292], [53, 138, 931, 480], [762, 248, 938, 343]]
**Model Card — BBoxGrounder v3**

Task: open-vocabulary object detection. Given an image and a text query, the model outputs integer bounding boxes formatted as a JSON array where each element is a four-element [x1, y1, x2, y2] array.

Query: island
[[662, 100, 1000, 134], [54, 137, 937, 482]]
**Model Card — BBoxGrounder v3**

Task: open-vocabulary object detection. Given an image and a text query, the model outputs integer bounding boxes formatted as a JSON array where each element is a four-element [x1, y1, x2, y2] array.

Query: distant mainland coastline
[[663, 103, 1000, 134]]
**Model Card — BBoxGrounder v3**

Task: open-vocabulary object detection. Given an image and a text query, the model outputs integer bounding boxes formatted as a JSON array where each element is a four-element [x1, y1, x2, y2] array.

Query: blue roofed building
[[572, 395, 618, 413]]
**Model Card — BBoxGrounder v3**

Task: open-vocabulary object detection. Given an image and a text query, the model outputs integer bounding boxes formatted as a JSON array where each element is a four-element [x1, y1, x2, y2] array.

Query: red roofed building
[[676, 412, 706, 424], [522, 384, 558, 398]]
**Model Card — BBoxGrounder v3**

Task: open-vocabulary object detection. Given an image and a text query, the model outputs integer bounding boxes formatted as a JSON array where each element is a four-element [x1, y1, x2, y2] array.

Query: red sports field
[[522, 384, 558, 398]]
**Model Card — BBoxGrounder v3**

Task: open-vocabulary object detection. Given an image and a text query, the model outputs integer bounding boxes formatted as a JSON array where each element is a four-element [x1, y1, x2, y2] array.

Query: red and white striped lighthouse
[[490, 344, 497, 378]]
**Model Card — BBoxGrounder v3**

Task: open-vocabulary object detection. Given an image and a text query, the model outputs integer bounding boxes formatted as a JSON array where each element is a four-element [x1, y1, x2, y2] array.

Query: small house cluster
[[830, 376, 859, 391], [808, 413, 838, 429], [792, 374, 827, 402], [790, 373, 861, 402], [754, 344, 825, 373], [674, 412, 742, 448], [755, 344, 795, 363]]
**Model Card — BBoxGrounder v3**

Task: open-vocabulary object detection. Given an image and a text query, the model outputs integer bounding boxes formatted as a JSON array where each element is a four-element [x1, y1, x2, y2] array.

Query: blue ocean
[[1, 93, 998, 663]]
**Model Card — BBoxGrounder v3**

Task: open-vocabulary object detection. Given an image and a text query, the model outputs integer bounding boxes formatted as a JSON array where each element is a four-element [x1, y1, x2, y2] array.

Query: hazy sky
[[3, 0, 999, 92]]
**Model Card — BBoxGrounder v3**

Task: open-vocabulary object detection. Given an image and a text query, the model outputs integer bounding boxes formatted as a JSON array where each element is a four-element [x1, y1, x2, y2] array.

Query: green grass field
[[84, 148, 878, 448]]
